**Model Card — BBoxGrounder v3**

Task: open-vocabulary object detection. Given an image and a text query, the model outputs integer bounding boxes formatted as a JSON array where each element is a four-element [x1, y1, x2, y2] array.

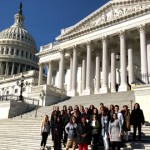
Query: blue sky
[[0, 0, 109, 50]]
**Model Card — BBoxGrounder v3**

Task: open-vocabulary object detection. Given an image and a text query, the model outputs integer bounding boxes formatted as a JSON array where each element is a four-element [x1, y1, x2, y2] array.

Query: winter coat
[[101, 116, 109, 136], [130, 108, 145, 125], [76, 122, 91, 145], [121, 110, 131, 131], [53, 121, 63, 140], [91, 120, 100, 135]]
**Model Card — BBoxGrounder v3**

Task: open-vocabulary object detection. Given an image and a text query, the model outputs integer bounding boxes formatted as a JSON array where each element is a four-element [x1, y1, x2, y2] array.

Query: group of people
[[40, 102, 145, 150]]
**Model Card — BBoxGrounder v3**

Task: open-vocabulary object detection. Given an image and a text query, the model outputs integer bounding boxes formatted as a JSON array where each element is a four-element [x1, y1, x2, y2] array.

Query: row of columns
[[38, 26, 150, 95], [0, 61, 34, 76], [0, 47, 37, 62]]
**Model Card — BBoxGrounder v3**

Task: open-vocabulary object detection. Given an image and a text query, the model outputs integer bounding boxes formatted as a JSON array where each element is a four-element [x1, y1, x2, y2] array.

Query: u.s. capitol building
[[0, 4, 39, 98]]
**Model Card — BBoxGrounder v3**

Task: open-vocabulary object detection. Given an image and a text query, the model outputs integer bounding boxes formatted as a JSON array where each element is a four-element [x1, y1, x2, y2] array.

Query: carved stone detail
[[135, 89, 150, 96], [60, 3, 149, 37]]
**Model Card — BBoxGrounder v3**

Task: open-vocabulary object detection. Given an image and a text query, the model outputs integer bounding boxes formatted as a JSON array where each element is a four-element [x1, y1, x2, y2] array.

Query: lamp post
[[17, 75, 27, 101]]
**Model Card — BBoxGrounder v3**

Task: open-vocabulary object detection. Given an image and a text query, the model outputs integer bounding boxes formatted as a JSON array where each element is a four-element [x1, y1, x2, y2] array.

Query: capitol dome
[[0, 3, 38, 76], [0, 25, 36, 48]]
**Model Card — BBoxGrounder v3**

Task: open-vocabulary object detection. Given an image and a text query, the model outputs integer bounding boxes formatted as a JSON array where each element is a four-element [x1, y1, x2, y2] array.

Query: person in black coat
[[130, 103, 145, 141], [76, 116, 91, 150], [53, 115, 63, 150]]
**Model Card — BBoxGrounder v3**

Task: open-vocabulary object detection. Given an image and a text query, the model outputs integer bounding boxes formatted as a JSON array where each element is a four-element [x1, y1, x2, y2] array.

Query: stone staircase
[[19, 91, 135, 119], [0, 118, 150, 150], [1, 90, 150, 150]]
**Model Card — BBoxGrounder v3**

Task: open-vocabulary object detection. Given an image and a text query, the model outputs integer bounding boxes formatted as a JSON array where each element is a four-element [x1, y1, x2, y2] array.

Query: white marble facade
[[37, 0, 150, 96]]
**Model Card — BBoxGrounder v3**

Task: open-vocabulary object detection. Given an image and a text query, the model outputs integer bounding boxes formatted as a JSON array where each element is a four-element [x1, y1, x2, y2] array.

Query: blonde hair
[[42, 115, 49, 126]]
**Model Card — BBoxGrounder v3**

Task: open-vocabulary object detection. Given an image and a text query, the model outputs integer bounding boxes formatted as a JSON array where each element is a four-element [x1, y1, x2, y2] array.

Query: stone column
[[17, 64, 21, 73], [47, 61, 52, 85], [82, 56, 86, 93], [8, 47, 11, 55], [38, 63, 43, 85], [147, 36, 150, 83], [100, 36, 109, 93], [147, 37, 150, 75], [58, 50, 65, 89], [5, 62, 9, 76], [138, 25, 148, 83], [69, 55, 73, 92], [118, 31, 128, 91], [70, 46, 77, 96], [1, 62, 4, 75], [0, 62, 2, 75], [11, 63, 15, 75], [14, 48, 17, 55], [111, 49, 116, 92], [95, 51, 100, 94], [85, 41, 92, 95], [24, 65, 27, 72], [128, 41, 134, 84]]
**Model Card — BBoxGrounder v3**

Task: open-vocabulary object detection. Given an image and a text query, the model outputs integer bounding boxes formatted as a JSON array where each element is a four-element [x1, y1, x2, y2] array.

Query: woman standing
[[91, 114, 100, 150], [40, 115, 50, 150], [101, 109, 109, 150], [65, 116, 77, 150], [121, 105, 131, 142], [76, 116, 91, 150], [53, 115, 63, 150], [130, 103, 145, 142], [109, 113, 122, 150]]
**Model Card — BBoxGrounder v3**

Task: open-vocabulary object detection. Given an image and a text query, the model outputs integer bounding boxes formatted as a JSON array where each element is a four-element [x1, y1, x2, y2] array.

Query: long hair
[[42, 115, 49, 126], [110, 113, 118, 123], [70, 116, 76, 124], [134, 103, 140, 109]]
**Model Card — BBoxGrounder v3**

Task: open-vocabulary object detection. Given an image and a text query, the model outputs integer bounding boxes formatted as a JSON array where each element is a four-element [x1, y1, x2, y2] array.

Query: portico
[[37, 0, 150, 96]]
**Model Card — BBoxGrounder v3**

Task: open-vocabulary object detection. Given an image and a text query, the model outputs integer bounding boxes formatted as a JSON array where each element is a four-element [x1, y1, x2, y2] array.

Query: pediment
[[57, 0, 150, 41]]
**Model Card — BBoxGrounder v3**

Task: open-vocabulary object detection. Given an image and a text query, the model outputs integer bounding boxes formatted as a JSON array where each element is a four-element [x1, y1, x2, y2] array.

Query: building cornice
[[36, 48, 59, 58], [56, 0, 150, 42]]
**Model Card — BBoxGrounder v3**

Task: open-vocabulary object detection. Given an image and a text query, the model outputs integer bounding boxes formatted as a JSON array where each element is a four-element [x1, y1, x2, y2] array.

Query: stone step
[[17, 91, 135, 119]]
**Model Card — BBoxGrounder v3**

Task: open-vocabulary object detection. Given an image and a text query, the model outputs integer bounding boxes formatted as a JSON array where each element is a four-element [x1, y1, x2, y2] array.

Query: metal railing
[[0, 95, 39, 106], [134, 73, 150, 85]]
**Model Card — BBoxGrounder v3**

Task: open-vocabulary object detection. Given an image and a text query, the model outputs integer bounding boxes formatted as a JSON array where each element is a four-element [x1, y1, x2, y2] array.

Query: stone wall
[[8, 100, 36, 118], [0, 102, 10, 119], [133, 85, 150, 124]]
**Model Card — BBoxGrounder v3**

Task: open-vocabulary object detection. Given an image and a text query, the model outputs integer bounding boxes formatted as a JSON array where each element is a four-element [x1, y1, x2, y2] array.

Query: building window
[[11, 48, 14, 55], [6, 91, 9, 95], [33, 55, 35, 61], [15, 89, 18, 93], [1, 48, 4, 54], [16, 49, 19, 56], [30, 53, 32, 59], [21, 51, 24, 57], [26, 52, 28, 58], [5, 48, 9, 54]]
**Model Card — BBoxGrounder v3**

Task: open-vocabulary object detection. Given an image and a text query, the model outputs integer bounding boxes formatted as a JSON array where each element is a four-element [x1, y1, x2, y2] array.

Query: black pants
[[41, 132, 49, 147], [54, 134, 61, 150], [92, 134, 99, 150], [111, 142, 120, 150], [133, 124, 141, 141]]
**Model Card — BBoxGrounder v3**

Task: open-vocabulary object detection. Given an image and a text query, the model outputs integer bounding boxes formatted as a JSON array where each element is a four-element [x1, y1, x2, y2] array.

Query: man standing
[[114, 105, 124, 126]]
